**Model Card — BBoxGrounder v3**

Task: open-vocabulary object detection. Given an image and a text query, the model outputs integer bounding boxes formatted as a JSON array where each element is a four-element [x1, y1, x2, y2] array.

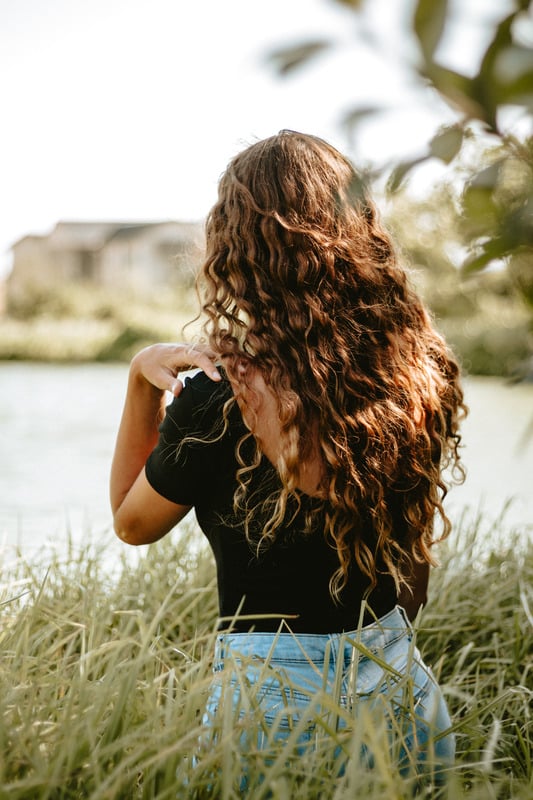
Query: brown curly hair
[[199, 130, 466, 599]]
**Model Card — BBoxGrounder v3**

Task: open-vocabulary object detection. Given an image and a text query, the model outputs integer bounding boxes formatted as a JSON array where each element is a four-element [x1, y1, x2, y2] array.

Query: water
[[0, 363, 532, 565], [0, 363, 132, 567]]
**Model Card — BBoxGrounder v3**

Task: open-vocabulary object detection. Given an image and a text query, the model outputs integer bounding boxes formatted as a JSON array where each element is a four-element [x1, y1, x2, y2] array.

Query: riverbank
[[1, 284, 531, 375], [2, 310, 529, 376], [0, 286, 202, 363], [0, 519, 531, 798]]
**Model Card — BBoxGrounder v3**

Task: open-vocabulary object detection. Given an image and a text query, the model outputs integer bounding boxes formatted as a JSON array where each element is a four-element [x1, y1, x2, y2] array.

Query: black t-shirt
[[145, 371, 398, 632]]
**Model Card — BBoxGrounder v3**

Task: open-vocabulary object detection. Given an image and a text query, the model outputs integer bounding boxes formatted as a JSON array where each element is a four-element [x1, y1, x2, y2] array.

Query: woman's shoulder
[[165, 368, 239, 437], [183, 368, 233, 409]]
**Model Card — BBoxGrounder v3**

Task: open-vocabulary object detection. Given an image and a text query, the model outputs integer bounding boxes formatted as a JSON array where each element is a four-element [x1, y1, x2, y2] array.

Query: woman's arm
[[110, 343, 221, 545]]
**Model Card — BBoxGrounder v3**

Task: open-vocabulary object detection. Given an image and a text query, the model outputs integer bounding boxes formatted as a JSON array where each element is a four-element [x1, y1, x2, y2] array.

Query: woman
[[110, 131, 465, 779]]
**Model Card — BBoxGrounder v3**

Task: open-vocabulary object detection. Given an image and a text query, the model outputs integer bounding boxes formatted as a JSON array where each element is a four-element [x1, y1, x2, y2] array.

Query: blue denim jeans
[[203, 606, 455, 781]]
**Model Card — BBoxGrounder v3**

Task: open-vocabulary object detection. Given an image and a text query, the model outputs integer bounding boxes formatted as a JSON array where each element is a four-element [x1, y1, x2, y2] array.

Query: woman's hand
[[131, 342, 222, 396]]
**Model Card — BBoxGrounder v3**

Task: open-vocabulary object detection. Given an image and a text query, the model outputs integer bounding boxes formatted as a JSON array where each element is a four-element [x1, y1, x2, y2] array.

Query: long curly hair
[[199, 130, 466, 599]]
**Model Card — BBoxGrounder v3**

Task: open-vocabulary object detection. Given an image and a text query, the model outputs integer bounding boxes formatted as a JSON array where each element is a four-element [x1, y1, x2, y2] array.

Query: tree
[[384, 183, 531, 377], [271, 0, 533, 373]]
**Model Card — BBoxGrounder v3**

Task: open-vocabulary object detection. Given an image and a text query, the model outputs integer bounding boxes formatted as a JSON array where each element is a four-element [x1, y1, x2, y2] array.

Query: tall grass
[[0, 515, 531, 798]]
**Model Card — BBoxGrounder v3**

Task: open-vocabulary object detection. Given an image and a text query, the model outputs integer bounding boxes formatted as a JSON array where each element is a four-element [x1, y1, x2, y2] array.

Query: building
[[6, 219, 205, 309]]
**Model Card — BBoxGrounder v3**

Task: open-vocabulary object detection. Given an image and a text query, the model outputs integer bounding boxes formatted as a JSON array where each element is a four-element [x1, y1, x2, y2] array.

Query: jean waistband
[[214, 605, 413, 666]]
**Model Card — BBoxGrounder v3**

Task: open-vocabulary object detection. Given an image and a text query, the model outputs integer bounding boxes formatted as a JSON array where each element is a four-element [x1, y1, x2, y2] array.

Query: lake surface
[[0, 363, 532, 565]]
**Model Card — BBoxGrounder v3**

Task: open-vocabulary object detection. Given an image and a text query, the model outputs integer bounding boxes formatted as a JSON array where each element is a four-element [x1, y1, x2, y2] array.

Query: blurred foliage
[[270, 0, 533, 375], [6, 283, 198, 324], [0, 284, 202, 362], [385, 184, 532, 378]]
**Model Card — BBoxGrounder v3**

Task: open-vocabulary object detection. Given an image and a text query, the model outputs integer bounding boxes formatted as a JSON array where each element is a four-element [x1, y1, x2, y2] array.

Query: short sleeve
[[145, 373, 230, 506]]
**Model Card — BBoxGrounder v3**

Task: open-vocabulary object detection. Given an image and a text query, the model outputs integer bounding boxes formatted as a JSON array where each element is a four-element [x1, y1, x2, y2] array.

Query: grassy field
[[0, 516, 531, 799]]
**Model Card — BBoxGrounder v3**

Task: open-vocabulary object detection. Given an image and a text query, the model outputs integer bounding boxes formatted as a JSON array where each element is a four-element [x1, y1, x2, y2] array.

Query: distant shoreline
[[0, 313, 528, 378]]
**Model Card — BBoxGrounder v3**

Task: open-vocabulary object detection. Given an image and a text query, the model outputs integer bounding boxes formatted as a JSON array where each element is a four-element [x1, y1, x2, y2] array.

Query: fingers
[[175, 344, 221, 382], [170, 378, 184, 396], [134, 343, 222, 394], [196, 355, 222, 382]]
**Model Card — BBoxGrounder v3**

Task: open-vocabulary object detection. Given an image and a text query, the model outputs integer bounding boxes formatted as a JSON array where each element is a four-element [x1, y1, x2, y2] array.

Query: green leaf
[[478, 12, 514, 81], [413, 0, 449, 63], [429, 126, 464, 164], [462, 237, 510, 274], [509, 249, 533, 307], [268, 40, 331, 75], [342, 105, 382, 130], [461, 185, 499, 238], [472, 11, 516, 129], [502, 76, 533, 110], [423, 63, 486, 122], [386, 155, 429, 194], [334, 0, 364, 7], [492, 44, 533, 110], [494, 44, 533, 86], [506, 197, 533, 249]]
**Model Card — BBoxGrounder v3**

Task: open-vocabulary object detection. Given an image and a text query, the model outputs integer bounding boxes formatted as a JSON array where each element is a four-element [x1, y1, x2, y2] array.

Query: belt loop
[[217, 633, 227, 662], [396, 604, 413, 633]]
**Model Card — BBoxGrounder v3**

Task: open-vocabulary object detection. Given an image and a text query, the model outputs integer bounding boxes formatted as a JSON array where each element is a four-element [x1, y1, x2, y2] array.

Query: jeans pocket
[[350, 635, 413, 699]]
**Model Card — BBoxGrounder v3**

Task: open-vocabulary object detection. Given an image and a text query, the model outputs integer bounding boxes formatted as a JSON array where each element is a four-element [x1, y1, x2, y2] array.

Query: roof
[[10, 219, 204, 253]]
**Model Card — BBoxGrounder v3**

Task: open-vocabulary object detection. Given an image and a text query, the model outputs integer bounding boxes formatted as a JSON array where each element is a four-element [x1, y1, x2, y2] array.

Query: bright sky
[[0, 0, 513, 276]]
